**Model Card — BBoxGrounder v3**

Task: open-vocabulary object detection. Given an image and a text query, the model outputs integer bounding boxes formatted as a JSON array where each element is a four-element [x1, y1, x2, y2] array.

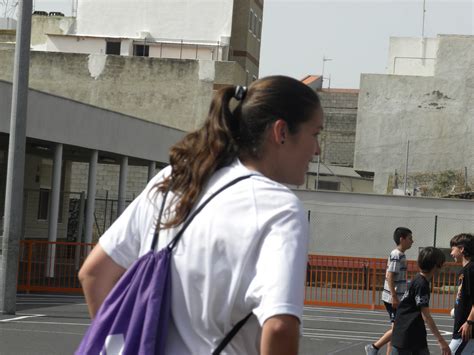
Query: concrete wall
[[31, 15, 75, 47], [387, 37, 438, 76], [76, 0, 234, 41], [318, 89, 358, 167], [0, 49, 246, 131], [294, 189, 474, 260], [355, 35, 474, 194]]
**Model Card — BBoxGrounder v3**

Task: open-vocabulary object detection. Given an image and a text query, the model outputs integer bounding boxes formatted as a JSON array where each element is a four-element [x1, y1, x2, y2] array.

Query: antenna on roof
[[322, 55, 333, 89]]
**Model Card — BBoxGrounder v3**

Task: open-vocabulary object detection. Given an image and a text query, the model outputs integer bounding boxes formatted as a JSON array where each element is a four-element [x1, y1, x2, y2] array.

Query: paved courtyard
[[0, 294, 453, 354]]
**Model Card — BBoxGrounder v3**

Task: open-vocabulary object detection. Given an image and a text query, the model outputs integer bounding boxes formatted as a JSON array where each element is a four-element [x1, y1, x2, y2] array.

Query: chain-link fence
[[302, 195, 474, 260]]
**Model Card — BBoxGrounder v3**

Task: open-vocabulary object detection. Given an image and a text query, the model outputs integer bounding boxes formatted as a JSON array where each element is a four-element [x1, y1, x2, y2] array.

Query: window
[[37, 189, 50, 220], [258, 18, 262, 40], [316, 181, 340, 191], [133, 44, 150, 57], [106, 41, 121, 55], [249, 9, 254, 33]]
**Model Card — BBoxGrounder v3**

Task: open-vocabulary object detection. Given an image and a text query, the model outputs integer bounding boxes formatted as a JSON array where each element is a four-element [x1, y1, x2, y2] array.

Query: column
[[84, 150, 98, 246], [46, 143, 63, 277], [117, 156, 128, 216]]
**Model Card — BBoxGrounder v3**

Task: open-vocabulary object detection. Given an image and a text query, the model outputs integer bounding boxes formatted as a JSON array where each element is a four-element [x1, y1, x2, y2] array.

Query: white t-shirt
[[99, 159, 309, 354]]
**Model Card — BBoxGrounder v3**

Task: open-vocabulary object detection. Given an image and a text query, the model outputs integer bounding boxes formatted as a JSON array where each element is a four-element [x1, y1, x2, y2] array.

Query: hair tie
[[234, 85, 247, 101]]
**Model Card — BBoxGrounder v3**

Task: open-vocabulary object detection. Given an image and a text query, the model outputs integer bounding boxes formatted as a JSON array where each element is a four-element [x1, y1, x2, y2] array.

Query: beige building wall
[[0, 49, 246, 131], [229, 0, 263, 83], [22, 155, 71, 240]]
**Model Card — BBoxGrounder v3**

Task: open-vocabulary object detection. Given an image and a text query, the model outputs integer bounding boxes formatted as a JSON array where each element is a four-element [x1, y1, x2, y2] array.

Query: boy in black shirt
[[449, 233, 474, 354], [391, 247, 451, 355]]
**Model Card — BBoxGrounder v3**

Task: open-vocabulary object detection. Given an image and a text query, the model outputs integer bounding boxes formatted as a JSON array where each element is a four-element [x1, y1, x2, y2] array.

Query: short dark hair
[[393, 227, 412, 245], [450, 233, 474, 258], [418, 247, 446, 272]]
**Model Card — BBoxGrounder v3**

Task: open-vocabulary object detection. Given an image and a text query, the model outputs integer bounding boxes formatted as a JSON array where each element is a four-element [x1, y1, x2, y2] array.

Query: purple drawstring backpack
[[76, 175, 253, 355]]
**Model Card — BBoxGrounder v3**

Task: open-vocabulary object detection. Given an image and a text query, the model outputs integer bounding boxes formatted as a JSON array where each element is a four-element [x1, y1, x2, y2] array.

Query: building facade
[[355, 35, 474, 195]]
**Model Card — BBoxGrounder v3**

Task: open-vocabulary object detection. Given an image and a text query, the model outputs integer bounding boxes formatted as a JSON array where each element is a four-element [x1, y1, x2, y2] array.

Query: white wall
[[46, 35, 106, 54], [387, 36, 438, 76], [76, 0, 234, 41], [294, 189, 474, 260]]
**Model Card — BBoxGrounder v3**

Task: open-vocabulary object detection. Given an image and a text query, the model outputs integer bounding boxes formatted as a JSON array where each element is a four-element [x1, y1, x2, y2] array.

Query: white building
[[36, 0, 263, 84], [355, 35, 474, 195]]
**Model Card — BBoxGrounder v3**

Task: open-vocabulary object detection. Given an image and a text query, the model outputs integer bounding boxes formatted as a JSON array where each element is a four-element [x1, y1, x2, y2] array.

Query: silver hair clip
[[234, 85, 247, 101]]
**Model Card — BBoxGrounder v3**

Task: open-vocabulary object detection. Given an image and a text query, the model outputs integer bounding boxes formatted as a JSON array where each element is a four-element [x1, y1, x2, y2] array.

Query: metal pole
[[421, 0, 426, 38], [84, 150, 98, 246], [316, 155, 321, 190], [403, 140, 410, 195], [148, 161, 156, 182], [117, 156, 128, 216], [0, 0, 33, 315], [433, 215, 438, 247], [46, 143, 63, 278], [74, 191, 85, 270]]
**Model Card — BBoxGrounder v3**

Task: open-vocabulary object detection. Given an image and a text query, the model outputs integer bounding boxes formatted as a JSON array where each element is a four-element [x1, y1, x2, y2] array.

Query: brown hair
[[450, 233, 474, 258], [156, 75, 321, 228], [417, 247, 445, 273]]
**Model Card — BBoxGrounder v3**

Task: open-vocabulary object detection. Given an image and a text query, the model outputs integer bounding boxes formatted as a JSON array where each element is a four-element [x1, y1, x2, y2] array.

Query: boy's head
[[393, 227, 413, 250], [450, 233, 474, 262], [418, 247, 445, 273]]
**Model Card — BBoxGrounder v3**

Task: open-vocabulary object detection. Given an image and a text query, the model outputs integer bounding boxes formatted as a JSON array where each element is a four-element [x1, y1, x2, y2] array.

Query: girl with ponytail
[[79, 76, 324, 354]]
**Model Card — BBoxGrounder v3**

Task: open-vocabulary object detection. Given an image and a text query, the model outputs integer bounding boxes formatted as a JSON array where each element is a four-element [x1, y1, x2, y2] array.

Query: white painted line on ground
[[327, 341, 364, 354], [0, 314, 45, 322], [0, 326, 84, 336], [11, 320, 89, 326], [17, 302, 87, 306], [304, 306, 452, 320]]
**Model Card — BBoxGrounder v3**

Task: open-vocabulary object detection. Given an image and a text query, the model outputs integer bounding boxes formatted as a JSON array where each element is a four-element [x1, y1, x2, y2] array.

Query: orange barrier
[[16, 242, 460, 314], [17, 240, 94, 294], [305, 254, 460, 314]]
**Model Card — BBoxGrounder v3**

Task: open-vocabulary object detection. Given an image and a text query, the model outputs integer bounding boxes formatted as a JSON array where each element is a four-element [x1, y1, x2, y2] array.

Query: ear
[[271, 119, 288, 144]]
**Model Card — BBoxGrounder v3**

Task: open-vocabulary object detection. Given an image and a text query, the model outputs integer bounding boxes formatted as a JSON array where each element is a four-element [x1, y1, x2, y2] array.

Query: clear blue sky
[[5, 0, 474, 88]]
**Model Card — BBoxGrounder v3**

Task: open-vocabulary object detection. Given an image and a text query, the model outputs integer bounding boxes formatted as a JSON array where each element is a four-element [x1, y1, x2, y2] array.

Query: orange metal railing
[[17, 242, 460, 313], [305, 254, 460, 314], [17, 240, 95, 294]]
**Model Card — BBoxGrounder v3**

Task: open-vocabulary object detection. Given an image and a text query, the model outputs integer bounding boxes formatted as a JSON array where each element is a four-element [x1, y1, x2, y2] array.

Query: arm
[[386, 271, 399, 308], [421, 307, 451, 355], [458, 305, 474, 341], [260, 315, 299, 355], [78, 244, 126, 319]]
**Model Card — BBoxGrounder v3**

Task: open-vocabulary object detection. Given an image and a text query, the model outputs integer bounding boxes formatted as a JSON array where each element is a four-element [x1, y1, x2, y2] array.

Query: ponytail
[[156, 86, 239, 228], [156, 75, 321, 229]]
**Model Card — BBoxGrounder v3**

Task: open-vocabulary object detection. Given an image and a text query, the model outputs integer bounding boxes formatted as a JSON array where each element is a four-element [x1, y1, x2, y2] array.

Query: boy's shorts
[[392, 346, 429, 355], [449, 338, 474, 354], [384, 301, 397, 323]]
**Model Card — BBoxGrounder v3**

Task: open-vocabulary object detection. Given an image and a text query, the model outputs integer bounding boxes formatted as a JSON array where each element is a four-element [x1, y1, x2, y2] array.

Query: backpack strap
[[150, 186, 171, 251], [212, 312, 253, 355], [167, 174, 253, 251]]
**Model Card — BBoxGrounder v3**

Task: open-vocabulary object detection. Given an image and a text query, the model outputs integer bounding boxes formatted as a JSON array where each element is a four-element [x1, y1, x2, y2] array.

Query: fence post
[[371, 260, 376, 310], [26, 241, 33, 293], [433, 215, 438, 247]]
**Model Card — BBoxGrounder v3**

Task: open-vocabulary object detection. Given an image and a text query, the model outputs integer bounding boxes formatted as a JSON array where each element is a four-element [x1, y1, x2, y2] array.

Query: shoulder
[[390, 249, 403, 260]]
